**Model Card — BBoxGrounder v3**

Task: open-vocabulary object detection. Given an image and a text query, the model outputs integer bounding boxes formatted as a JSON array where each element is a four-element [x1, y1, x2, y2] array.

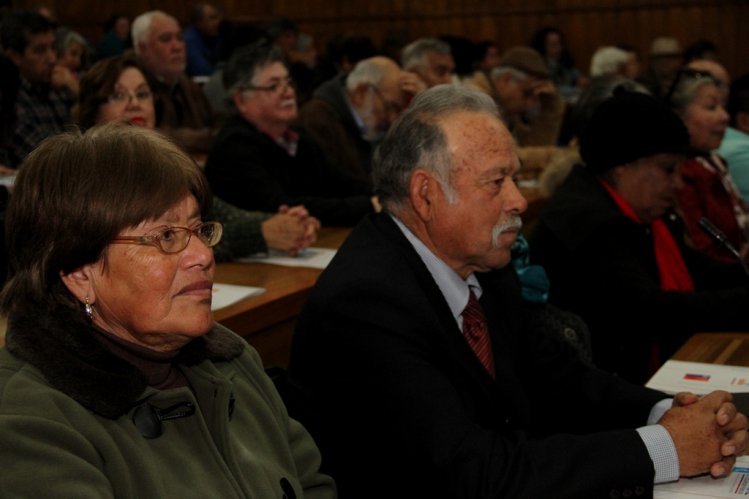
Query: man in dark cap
[[530, 91, 749, 384], [489, 45, 565, 146]]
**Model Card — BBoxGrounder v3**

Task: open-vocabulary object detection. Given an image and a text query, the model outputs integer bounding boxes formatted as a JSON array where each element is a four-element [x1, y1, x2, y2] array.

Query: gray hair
[[373, 85, 500, 211], [346, 58, 388, 92], [401, 38, 451, 71], [589, 46, 629, 78], [131, 11, 174, 54], [489, 65, 527, 83], [223, 41, 285, 95], [667, 69, 722, 118]]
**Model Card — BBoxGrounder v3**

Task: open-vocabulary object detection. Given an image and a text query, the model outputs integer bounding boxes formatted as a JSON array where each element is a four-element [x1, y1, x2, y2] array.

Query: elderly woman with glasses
[[0, 125, 335, 498], [75, 54, 319, 260], [667, 67, 749, 263]]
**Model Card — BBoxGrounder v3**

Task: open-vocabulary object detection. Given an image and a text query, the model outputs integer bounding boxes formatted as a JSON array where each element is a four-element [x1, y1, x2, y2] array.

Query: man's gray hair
[[489, 65, 527, 83], [131, 11, 174, 54], [373, 85, 500, 211], [401, 38, 451, 71], [346, 58, 388, 92]]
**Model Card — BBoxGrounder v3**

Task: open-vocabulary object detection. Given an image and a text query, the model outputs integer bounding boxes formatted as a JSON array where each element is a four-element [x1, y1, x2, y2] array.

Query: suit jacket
[[288, 212, 667, 499], [204, 115, 373, 226], [295, 74, 374, 187]]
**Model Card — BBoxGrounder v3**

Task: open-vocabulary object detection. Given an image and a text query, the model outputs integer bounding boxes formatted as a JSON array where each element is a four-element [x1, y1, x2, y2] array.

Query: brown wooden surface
[[14, 1, 749, 85], [213, 226, 350, 367], [671, 333, 749, 366]]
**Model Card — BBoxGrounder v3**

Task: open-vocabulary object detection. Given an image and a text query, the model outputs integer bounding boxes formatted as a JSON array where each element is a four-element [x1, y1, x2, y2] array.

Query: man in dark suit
[[288, 85, 748, 498]]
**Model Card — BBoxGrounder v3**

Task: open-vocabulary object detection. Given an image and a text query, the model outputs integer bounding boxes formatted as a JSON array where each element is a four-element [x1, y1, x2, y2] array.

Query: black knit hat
[[579, 90, 701, 173]]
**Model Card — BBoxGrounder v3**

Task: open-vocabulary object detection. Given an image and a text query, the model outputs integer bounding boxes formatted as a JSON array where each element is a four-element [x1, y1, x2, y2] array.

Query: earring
[[84, 297, 93, 320]]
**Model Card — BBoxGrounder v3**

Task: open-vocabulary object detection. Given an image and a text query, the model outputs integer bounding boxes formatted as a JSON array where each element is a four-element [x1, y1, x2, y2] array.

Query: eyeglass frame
[[367, 84, 403, 116], [110, 221, 223, 254], [241, 76, 296, 95], [107, 87, 154, 106]]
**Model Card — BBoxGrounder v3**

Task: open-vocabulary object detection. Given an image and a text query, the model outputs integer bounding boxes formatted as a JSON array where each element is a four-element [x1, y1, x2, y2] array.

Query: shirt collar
[[391, 214, 481, 326]]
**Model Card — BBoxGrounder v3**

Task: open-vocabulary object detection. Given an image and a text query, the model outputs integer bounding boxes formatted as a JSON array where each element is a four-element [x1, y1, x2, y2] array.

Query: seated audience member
[[617, 43, 642, 80], [266, 17, 321, 106], [489, 46, 566, 147], [0, 125, 335, 497], [686, 58, 730, 103], [54, 27, 90, 80], [204, 41, 378, 226], [719, 73, 749, 204], [95, 14, 131, 60], [530, 26, 586, 102], [666, 68, 747, 263], [637, 36, 684, 99], [296, 56, 414, 185], [1, 9, 76, 168], [685, 38, 719, 63], [288, 85, 748, 499], [530, 91, 749, 384], [401, 37, 455, 88], [132, 10, 216, 153], [76, 54, 318, 260], [589, 46, 632, 79], [462, 39, 502, 98], [183, 2, 222, 78]]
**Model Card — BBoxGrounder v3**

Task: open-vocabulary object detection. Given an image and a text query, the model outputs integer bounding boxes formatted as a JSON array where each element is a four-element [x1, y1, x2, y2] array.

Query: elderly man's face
[[235, 62, 297, 133], [495, 73, 542, 117], [428, 111, 527, 278], [139, 16, 186, 83], [613, 153, 686, 223], [415, 51, 455, 88], [353, 67, 405, 142]]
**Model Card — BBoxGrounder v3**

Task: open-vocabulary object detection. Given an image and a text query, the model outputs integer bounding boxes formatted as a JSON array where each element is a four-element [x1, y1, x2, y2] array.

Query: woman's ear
[[60, 264, 98, 304]]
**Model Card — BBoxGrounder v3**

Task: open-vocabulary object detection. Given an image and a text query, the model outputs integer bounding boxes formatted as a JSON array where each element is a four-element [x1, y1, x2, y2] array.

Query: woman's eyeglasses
[[111, 221, 223, 254], [107, 88, 153, 105]]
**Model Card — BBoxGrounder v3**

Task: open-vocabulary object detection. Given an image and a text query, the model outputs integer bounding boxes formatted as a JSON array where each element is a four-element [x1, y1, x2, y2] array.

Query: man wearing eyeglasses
[[132, 10, 216, 153], [204, 41, 379, 227], [296, 56, 420, 189]]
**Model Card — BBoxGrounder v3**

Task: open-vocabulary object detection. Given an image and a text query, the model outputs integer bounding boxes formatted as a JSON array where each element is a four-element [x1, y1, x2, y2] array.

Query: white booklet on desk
[[236, 247, 337, 269], [211, 282, 264, 311], [649, 361, 749, 498]]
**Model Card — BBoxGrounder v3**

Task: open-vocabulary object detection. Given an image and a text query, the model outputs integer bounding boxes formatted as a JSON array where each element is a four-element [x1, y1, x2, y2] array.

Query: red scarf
[[600, 180, 694, 292]]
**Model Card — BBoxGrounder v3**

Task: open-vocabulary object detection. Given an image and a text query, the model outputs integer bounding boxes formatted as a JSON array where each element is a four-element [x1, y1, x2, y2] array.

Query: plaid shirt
[[10, 78, 73, 167]]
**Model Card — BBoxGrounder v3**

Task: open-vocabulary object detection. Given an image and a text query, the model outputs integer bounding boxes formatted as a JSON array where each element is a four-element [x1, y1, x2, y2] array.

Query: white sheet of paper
[[646, 360, 749, 395], [211, 282, 264, 311], [236, 247, 337, 269]]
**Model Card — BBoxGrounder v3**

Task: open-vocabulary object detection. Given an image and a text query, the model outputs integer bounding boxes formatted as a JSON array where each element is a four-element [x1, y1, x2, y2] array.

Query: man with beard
[[287, 85, 748, 499], [295, 56, 421, 188], [132, 10, 216, 153], [204, 41, 378, 226]]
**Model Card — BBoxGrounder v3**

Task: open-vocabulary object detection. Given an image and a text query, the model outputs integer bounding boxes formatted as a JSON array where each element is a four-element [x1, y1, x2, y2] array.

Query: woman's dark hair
[[75, 54, 161, 130], [0, 124, 211, 317], [530, 26, 576, 69]]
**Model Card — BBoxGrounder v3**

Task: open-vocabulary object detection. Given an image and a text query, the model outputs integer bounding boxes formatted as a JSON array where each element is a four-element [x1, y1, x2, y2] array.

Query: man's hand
[[660, 390, 748, 478], [51, 65, 79, 96]]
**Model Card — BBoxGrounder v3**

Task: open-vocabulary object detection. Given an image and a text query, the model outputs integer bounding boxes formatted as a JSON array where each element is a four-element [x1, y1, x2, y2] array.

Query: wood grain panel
[[14, 0, 748, 87]]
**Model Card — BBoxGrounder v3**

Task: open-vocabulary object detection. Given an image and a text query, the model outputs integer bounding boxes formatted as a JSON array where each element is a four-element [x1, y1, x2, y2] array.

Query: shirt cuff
[[647, 398, 673, 424], [636, 424, 680, 483]]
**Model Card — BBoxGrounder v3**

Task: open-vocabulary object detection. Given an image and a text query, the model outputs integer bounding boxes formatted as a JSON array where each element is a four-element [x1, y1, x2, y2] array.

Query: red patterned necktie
[[462, 289, 496, 378]]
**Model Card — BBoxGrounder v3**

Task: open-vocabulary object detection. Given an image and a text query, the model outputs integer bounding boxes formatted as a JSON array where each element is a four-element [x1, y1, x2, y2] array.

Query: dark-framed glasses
[[368, 84, 403, 115], [111, 221, 223, 254], [108, 88, 153, 105], [243, 76, 295, 95]]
